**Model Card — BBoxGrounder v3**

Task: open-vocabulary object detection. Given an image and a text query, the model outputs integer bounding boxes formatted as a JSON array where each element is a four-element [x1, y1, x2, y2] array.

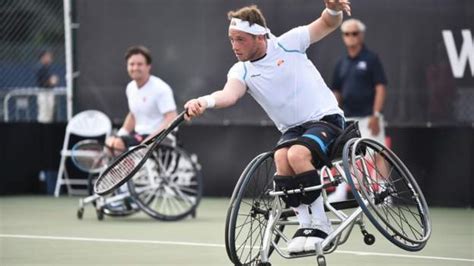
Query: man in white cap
[[185, 1, 351, 254]]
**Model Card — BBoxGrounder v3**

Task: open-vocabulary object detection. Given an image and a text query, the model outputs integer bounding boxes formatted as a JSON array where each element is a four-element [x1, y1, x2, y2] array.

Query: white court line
[[335, 250, 473, 263], [1, 234, 473, 263], [0, 234, 223, 248]]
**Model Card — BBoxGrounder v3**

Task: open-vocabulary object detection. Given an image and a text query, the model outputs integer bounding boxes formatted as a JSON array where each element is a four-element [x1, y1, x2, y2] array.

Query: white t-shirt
[[227, 26, 343, 132], [126, 75, 177, 134]]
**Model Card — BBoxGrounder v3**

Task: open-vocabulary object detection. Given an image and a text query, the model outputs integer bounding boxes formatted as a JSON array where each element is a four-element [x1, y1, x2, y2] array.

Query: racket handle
[[143, 110, 187, 145]]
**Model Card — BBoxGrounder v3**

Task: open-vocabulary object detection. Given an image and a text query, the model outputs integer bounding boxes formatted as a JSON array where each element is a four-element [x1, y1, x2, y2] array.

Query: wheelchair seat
[[327, 120, 361, 162]]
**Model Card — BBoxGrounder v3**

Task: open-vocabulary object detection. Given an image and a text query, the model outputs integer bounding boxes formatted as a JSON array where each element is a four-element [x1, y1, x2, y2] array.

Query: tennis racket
[[71, 139, 124, 173], [94, 110, 187, 196]]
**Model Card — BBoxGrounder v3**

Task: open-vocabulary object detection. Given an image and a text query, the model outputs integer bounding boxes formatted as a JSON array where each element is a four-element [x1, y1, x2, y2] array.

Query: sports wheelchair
[[225, 122, 431, 265], [76, 139, 203, 221]]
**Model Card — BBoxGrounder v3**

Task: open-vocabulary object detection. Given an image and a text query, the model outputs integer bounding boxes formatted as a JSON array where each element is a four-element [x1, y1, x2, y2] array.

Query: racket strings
[[72, 142, 108, 172], [96, 148, 148, 193]]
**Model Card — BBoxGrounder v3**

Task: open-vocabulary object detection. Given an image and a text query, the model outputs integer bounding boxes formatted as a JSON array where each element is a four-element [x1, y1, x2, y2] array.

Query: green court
[[0, 196, 472, 265]]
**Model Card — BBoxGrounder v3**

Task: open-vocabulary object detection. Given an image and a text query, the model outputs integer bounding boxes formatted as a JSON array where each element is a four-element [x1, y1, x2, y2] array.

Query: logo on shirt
[[277, 59, 285, 66], [357, 61, 367, 70]]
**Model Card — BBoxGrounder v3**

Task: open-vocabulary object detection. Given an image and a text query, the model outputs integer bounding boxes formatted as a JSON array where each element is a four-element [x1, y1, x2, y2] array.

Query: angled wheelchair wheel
[[342, 138, 431, 251], [225, 152, 285, 265], [128, 144, 203, 221]]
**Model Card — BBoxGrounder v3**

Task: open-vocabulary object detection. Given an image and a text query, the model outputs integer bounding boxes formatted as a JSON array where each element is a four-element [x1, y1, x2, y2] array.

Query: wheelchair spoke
[[172, 187, 196, 205], [235, 213, 253, 241], [237, 218, 256, 259], [134, 184, 160, 203], [378, 204, 403, 231], [125, 145, 202, 221], [386, 205, 421, 241], [170, 195, 187, 214], [344, 139, 431, 250], [173, 185, 198, 195], [234, 216, 267, 254], [397, 206, 423, 239], [358, 157, 391, 191], [237, 216, 265, 263], [226, 152, 283, 265]]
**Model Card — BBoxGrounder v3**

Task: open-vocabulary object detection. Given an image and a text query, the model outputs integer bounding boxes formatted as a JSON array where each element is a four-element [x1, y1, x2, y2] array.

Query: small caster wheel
[[124, 197, 134, 210], [96, 208, 104, 221], [191, 210, 196, 219], [364, 233, 375, 245], [257, 262, 271, 266], [77, 208, 84, 220], [316, 255, 326, 266]]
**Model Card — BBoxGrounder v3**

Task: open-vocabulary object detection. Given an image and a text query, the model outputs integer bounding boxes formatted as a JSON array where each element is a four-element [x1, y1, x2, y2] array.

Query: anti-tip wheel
[[77, 208, 84, 220], [364, 233, 376, 245], [317, 255, 326, 266], [96, 208, 104, 221]]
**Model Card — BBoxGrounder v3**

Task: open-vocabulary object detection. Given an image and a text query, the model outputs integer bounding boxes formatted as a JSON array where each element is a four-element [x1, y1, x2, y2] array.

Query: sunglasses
[[343, 31, 360, 37]]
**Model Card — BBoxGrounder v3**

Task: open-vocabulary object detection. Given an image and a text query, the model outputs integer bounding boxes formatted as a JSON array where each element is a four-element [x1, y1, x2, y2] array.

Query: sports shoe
[[304, 220, 333, 252], [287, 228, 311, 254]]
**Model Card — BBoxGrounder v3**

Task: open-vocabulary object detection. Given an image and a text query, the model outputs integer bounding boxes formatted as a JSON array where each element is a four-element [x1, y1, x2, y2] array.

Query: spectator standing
[[36, 50, 59, 122], [330, 19, 388, 202]]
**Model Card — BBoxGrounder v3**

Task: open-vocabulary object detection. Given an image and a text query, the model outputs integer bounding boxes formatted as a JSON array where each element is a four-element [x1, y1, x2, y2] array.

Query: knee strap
[[294, 170, 321, 205], [274, 175, 300, 208]]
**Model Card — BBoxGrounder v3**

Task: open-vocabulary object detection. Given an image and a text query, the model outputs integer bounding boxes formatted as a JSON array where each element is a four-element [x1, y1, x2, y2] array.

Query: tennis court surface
[[0, 196, 472, 265]]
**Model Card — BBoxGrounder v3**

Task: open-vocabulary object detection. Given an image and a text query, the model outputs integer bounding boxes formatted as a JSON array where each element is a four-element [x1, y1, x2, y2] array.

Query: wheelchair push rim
[[225, 152, 284, 265], [343, 138, 432, 251]]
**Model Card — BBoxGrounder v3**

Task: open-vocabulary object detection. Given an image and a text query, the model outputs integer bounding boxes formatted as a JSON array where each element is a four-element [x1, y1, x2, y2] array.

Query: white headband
[[229, 18, 268, 36]]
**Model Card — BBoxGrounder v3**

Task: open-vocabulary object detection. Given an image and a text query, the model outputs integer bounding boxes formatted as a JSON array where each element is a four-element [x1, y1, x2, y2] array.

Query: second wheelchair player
[[106, 45, 178, 153], [184, 2, 351, 254]]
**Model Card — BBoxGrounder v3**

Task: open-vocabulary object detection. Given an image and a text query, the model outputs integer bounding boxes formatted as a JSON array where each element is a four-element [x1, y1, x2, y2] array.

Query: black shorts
[[275, 114, 345, 167]]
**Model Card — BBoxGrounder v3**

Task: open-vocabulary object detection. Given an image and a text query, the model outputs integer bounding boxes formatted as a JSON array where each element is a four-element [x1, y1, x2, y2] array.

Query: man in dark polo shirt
[[330, 18, 388, 202]]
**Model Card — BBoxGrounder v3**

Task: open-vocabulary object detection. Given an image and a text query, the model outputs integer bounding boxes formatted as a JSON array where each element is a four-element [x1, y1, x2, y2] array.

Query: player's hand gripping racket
[[94, 110, 187, 196]]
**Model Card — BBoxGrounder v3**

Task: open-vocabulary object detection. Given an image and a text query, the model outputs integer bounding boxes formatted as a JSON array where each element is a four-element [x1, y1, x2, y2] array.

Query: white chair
[[54, 110, 112, 197]]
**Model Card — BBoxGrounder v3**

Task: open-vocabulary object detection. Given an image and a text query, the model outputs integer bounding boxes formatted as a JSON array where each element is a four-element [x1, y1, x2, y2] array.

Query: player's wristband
[[117, 127, 129, 136], [199, 95, 216, 109], [373, 111, 382, 118], [326, 8, 342, 16]]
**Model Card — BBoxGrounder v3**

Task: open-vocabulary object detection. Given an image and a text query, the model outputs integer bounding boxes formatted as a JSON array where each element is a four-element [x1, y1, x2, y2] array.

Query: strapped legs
[[273, 170, 321, 207]]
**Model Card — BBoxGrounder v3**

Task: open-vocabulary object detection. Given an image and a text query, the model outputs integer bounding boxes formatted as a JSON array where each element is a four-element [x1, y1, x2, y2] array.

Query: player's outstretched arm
[[184, 79, 246, 120], [308, 0, 351, 44]]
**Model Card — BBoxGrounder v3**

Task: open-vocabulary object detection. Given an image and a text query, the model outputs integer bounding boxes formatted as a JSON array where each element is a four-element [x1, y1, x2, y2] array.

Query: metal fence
[[0, 0, 70, 122]]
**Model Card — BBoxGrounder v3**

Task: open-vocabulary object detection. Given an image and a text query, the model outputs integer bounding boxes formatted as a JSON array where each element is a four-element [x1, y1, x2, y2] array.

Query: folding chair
[[54, 110, 112, 197]]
